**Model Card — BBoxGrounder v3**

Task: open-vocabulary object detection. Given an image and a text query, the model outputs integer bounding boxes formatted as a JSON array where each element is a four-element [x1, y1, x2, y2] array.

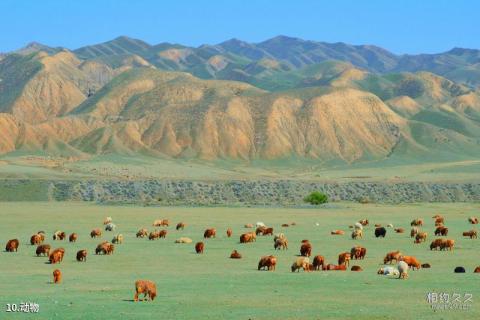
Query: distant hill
[[0, 36, 480, 165]]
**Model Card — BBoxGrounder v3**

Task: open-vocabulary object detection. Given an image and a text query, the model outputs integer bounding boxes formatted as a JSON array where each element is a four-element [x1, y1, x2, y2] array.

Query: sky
[[0, 0, 478, 54]]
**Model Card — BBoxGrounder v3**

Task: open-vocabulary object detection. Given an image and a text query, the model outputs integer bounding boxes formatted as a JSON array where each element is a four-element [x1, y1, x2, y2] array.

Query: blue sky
[[0, 0, 478, 54]]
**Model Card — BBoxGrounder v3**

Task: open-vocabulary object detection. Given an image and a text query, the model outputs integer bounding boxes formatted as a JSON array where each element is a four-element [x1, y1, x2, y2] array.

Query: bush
[[304, 191, 328, 205]]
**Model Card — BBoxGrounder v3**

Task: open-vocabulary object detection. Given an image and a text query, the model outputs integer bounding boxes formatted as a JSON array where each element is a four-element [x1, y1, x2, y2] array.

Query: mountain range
[[1, 35, 480, 165]]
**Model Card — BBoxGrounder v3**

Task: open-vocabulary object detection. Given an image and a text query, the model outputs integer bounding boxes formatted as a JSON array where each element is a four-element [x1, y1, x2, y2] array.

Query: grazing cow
[[394, 228, 405, 233], [440, 239, 455, 251], [105, 223, 116, 232], [274, 238, 288, 250], [240, 232, 256, 243], [351, 229, 363, 240], [230, 250, 242, 259], [90, 228, 102, 238], [324, 264, 347, 271], [258, 255, 277, 271], [281, 224, 289, 227], [399, 255, 421, 270], [351, 265, 363, 271], [434, 226, 448, 236], [76, 249, 87, 262], [69, 233, 78, 243], [255, 226, 267, 236], [30, 234, 43, 245], [136, 228, 148, 238], [244, 224, 254, 228], [203, 228, 216, 239], [312, 255, 325, 270], [36, 244, 51, 256], [158, 230, 167, 238], [263, 227, 274, 236], [95, 242, 109, 255], [410, 219, 423, 226], [176, 222, 185, 230], [331, 230, 344, 235], [53, 269, 62, 284], [226, 228, 233, 238], [410, 227, 418, 238], [134, 280, 157, 302], [53, 231, 66, 241], [5, 239, 19, 252], [350, 246, 366, 260], [112, 234, 124, 244], [300, 243, 312, 257], [375, 227, 387, 238], [463, 230, 477, 239], [175, 237, 192, 244], [474, 266, 480, 273], [397, 261, 409, 279], [384, 251, 401, 264], [468, 217, 479, 224], [430, 239, 444, 250], [149, 231, 159, 240], [454, 267, 466, 273], [338, 252, 351, 267], [415, 232, 427, 243], [291, 257, 310, 272], [49, 248, 65, 264], [103, 217, 112, 225], [359, 219, 369, 226], [421, 263, 431, 268], [195, 242, 204, 254], [153, 219, 169, 227]]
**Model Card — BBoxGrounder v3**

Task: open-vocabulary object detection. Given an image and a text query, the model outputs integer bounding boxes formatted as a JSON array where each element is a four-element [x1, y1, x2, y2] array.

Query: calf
[[338, 252, 351, 267], [53, 231, 66, 241], [53, 269, 62, 284], [291, 257, 310, 272], [203, 228, 216, 239], [463, 230, 477, 239], [36, 244, 51, 256], [195, 242, 204, 254], [76, 249, 87, 262], [176, 222, 185, 230], [394, 228, 405, 233], [226, 228, 233, 238], [30, 234, 43, 245], [5, 239, 19, 252], [230, 250, 242, 259], [312, 255, 325, 270], [69, 233, 78, 243], [136, 228, 148, 238], [351, 265, 363, 271], [415, 232, 427, 243], [134, 280, 157, 302], [300, 243, 312, 257]]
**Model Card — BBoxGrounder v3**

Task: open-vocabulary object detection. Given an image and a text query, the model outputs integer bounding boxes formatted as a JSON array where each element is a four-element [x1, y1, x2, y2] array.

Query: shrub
[[304, 191, 328, 205]]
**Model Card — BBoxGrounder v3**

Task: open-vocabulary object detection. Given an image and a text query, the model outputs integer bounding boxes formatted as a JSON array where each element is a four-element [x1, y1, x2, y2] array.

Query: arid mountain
[[1, 36, 480, 164]]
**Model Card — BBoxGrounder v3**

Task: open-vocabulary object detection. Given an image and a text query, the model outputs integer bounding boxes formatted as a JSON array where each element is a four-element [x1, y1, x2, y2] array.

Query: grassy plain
[[1, 202, 479, 319]]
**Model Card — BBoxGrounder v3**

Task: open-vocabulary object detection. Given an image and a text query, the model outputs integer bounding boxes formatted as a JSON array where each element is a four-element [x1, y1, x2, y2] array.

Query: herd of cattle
[[3, 214, 480, 301]]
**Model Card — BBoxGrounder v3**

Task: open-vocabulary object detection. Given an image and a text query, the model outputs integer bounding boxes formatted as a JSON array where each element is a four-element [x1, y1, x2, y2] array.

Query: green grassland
[[1, 202, 479, 319]]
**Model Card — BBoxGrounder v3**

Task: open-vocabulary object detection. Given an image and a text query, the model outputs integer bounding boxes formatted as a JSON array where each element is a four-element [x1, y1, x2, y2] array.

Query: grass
[[1, 202, 480, 319]]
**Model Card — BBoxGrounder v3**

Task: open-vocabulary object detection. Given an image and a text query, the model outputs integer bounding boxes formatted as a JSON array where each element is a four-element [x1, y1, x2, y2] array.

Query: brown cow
[[351, 265, 363, 271], [134, 280, 157, 302], [176, 222, 185, 230], [350, 246, 366, 260], [383, 250, 401, 264], [255, 226, 266, 235], [69, 233, 78, 243], [76, 249, 87, 262], [468, 217, 479, 224], [421, 263, 431, 268], [90, 228, 102, 238], [230, 250, 242, 259], [5, 239, 19, 252], [312, 255, 325, 270], [49, 248, 65, 264], [415, 232, 427, 243], [440, 239, 454, 251], [430, 238, 444, 250], [226, 228, 233, 238], [281, 224, 289, 227], [474, 266, 480, 273], [410, 219, 423, 226], [203, 228, 216, 239], [148, 231, 159, 240], [240, 232, 256, 243], [258, 255, 277, 271], [435, 217, 445, 225], [53, 269, 62, 284], [36, 244, 51, 256], [136, 228, 148, 238], [410, 227, 418, 238], [435, 226, 448, 236], [338, 252, 351, 267], [300, 243, 312, 257], [463, 230, 478, 239], [359, 219, 369, 226], [263, 227, 274, 236], [394, 228, 405, 233], [53, 231, 66, 241], [399, 255, 421, 270], [195, 242, 204, 254], [95, 242, 111, 255], [291, 257, 310, 272], [324, 264, 347, 271], [30, 234, 43, 245], [159, 230, 167, 238], [331, 230, 344, 235]]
